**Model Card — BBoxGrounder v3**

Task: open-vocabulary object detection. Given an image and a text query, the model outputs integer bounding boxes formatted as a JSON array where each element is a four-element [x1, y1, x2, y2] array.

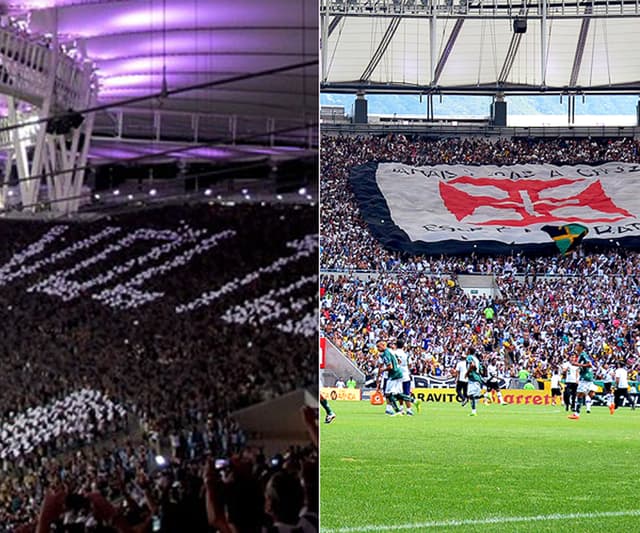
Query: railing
[[0, 26, 91, 111], [321, 121, 640, 138]]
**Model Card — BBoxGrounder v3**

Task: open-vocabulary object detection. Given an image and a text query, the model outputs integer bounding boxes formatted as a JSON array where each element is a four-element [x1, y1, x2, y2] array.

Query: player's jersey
[[394, 348, 411, 382], [486, 364, 499, 382], [377, 356, 388, 380], [550, 373, 561, 389], [615, 367, 629, 389], [381, 349, 403, 380], [454, 360, 468, 383], [562, 361, 579, 384], [577, 351, 594, 382], [466, 355, 483, 383], [603, 368, 615, 384]]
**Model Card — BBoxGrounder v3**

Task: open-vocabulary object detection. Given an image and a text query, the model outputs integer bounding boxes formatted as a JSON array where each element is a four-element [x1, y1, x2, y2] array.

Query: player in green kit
[[464, 348, 484, 416], [376, 339, 413, 416], [569, 343, 593, 420]]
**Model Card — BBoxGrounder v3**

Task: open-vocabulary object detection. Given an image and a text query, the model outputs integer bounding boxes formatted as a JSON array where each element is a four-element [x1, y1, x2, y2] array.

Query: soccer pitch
[[320, 401, 640, 533]]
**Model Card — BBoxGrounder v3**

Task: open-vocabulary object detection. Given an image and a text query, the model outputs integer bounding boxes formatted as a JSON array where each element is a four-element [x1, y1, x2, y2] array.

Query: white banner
[[376, 162, 640, 244]]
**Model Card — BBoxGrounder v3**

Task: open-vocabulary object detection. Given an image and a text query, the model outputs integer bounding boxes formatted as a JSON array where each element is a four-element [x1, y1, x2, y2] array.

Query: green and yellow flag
[[542, 224, 589, 255]]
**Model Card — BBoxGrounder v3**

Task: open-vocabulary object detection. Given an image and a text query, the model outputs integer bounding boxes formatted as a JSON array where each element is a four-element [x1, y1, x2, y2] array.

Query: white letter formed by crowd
[[0, 227, 317, 318], [0, 224, 235, 309]]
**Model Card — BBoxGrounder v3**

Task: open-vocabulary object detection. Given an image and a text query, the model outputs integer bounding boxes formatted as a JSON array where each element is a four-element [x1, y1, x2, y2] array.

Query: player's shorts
[[565, 382, 577, 393], [603, 382, 612, 394], [551, 387, 561, 397], [385, 378, 403, 395], [402, 380, 412, 396], [485, 379, 500, 392], [577, 380, 593, 394], [467, 381, 482, 398]]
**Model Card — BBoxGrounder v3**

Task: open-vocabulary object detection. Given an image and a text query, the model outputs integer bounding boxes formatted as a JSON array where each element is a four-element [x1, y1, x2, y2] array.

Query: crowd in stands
[[0, 201, 318, 532], [321, 270, 640, 387], [320, 134, 640, 387], [320, 134, 640, 271]]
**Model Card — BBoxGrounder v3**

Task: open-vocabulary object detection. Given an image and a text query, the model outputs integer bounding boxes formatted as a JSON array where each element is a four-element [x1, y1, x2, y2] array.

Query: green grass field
[[320, 401, 640, 532]]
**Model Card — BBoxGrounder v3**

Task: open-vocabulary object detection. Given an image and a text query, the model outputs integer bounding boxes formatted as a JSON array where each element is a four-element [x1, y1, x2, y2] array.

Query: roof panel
[[323, 11, 640, 93]]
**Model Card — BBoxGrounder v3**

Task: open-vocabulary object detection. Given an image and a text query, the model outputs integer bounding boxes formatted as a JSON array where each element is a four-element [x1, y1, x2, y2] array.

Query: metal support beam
[[328, 15, 344, 37], [71, 96, 96, 213], [433, 18, 464, 85], [191, 113, 200, 143], [322, 0, 330, 81], [498, 32, 524, 84], [230, 115, 237, 145], [569, 4, 592, 86], [430, 1, 437, 85], [267, 117, 275, 147], [541, 0, 548, 84], [154, 110, 161, 141], [117, 109, 123, 139], [568, 94, 576, 124], [360, 15, 403, 81]]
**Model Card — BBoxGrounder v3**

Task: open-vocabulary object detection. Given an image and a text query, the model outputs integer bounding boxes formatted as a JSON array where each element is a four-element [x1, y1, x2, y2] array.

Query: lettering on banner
[[321, 387, 361, 402], [413, 388, 552, 405]]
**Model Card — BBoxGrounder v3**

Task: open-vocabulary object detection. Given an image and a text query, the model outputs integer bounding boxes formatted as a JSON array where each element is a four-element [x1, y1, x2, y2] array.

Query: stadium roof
[[8, 0, 318, 162], [321, 0, 640, 96]]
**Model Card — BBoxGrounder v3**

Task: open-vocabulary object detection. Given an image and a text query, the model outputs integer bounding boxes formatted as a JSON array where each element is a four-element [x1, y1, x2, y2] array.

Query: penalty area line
[[322, 510, 640, 532]]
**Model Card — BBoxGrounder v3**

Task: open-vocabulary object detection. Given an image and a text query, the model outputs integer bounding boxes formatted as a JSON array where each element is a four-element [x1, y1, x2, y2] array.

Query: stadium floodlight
[[155, 455, 167, 467], [149, 189, 157, 196], [204, 189, 212, 196], [306, 194, 312, 200], [7, 190, 13, 197], [298, 187, 307, 195], [113, 189, 120, 196], [127, 194, 133, 200], [241, 188, 248, 195], [244, 194, 251, 200], [216, 195, 222, 200], [94, 193, 100, 200], [276, 194, 283, 200]]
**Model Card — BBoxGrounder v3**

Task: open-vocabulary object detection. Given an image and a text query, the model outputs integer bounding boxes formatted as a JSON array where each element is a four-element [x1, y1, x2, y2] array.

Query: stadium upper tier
[[0, 201, 317, 453], [0, 201, 317, 529], [320, 134, 640, 270]]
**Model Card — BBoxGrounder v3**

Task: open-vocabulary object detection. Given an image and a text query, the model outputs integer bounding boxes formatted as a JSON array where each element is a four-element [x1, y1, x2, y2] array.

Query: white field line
[[321, 510, 640, 532]]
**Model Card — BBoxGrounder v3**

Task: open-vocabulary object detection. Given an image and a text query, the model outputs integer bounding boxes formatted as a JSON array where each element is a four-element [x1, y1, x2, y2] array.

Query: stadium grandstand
[[0, 1, 318, 532], [320, 2, 640, 530]]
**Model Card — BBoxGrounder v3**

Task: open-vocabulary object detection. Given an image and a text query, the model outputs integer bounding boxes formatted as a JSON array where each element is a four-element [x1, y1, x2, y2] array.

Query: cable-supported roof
[[321, 0, 640, 95], [6, 0, 318, 160]]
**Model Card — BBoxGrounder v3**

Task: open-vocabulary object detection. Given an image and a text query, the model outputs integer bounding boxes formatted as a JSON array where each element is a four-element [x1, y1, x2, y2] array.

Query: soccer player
[[464, 348, 484, 416], [453, 354, 468, 406], [614, 360, 636, 411], [392, 339, 416, 416], [550, 366, 562, 407], [569, 343, 593, 420], [320, 394, 336, 424], [562, 354, 579, 413], [483, 358, 504, 405], [601, 363, 616, 414], [376, 339, 412, 416]]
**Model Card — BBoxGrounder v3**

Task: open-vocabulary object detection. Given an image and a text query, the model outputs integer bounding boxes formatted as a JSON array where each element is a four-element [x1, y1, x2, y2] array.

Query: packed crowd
[[1, 425, 318, 533], [320, 268, 640, 386], [320, 133, 640, 385], [0, 201, 318, 531], [320, 134, 640, 271]]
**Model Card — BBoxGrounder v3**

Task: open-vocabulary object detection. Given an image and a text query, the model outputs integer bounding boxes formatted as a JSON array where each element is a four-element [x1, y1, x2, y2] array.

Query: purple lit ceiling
[[10, 0, 318, 162]]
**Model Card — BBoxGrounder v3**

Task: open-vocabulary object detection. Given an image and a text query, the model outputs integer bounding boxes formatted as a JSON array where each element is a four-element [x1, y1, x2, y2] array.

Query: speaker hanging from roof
[[513, 17, 527, 34]]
